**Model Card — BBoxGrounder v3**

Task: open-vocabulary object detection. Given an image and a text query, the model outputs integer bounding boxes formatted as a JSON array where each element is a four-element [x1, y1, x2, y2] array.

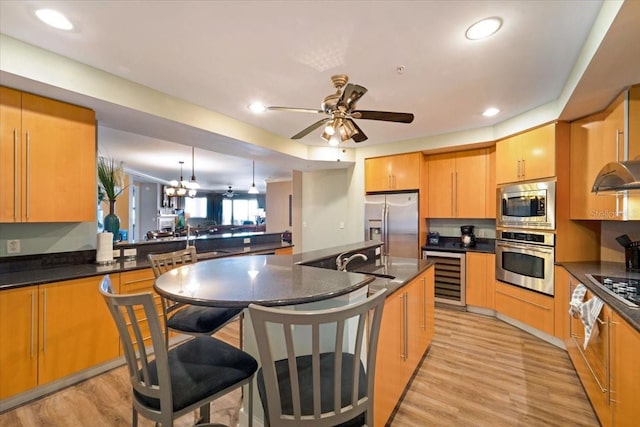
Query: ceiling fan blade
[[348, 119, 368, 143], [338, 84, 368, 111], [267, 106, 324, 114], [351, 110, 414, 123], [291, 118, 332, 139]]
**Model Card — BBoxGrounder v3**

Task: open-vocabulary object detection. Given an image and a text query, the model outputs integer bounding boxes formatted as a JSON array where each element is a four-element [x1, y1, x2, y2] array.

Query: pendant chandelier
[[165, 147, 199, 198], [248, 160, 259, 194]]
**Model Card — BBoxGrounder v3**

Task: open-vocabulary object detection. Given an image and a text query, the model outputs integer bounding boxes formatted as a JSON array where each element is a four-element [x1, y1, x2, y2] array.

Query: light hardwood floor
[[0, 308, 599, 426]]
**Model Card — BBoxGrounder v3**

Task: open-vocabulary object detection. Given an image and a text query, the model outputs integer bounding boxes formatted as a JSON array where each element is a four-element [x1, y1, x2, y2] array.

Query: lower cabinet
[[118, 268, 166, 352], [374, 266, 434, 427], [0, 286, 38, 399], [0, 276, 119, 400], [562, 271, 640, 427], [611, 312, 640, 427], [495, 281, 554, 335], [465, 252, 495, 309]]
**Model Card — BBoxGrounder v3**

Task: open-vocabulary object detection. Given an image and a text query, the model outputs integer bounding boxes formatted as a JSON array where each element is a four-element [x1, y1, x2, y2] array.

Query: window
[[185, 197, 207, 218], [221, 198, 259, 224]]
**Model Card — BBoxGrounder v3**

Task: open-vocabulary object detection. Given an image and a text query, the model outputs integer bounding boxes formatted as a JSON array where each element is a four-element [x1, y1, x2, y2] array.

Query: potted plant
[[98, 156, 126, 241]]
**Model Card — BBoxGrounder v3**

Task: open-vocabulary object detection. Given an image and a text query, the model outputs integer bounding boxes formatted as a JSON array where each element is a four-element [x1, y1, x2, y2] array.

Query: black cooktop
[[586, 274, 639, 308]]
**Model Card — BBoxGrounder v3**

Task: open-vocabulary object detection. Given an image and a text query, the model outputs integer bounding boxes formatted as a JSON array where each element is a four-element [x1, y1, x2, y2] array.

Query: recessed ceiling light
[[35, 9, 74, 31], [482, 107, 500, 117], [465, 17, 502, 40], [248, 102, 267, 113]]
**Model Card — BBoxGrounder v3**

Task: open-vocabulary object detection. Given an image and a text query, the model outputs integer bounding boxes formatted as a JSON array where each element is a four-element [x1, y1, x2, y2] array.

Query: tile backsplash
[[427, 219, 496, 239], [601, 221, 640, 262]]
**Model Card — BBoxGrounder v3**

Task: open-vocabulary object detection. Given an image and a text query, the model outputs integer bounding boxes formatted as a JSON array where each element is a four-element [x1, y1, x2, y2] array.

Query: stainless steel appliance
[[585, 274, 639, 308], [365, 192, 419, 258], [422, 250, 465, 306], [498, 180, 556, 230], [496, 229, 555, 296]]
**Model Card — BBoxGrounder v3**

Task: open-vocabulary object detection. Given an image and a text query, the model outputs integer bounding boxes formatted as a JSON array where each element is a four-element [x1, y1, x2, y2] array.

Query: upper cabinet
[[427, 148, 493, 218], [570, 86, 640, 220], [495, 123, 556, 184], [0, 87, 96, 223], [365, 152, 421, 192]]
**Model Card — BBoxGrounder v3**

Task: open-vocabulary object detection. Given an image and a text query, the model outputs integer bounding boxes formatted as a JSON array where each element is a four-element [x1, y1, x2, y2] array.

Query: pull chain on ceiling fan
[[265, 74, 414, 144]]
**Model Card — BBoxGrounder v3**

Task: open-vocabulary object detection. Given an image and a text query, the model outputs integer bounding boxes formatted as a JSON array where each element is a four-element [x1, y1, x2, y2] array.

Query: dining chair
[[99, 274, 257, 427], [147, 247, 243, 346], [248, 288, 387, 427]]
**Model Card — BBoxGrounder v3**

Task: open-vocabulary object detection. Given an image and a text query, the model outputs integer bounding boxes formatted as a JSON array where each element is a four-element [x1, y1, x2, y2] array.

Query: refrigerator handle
[[383, 202, 390, 255]]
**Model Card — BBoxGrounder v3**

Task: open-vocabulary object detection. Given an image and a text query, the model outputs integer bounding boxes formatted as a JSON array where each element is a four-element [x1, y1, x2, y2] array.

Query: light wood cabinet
[[118, 268, 166, 351], [0, 276, 119, 399], [495, 123, 556, 184], [38, 277, 120, 386], [427, 148, 490, 218], [374, 266, 434, 427], [570, 87, 640, 220], [611, 312, 640, 427], [494, 281, 554, 335], [365, 152, 421, 192], [465, 252, 495, 309], [0, 286, 38, 399], [0, 86, 96, 223]]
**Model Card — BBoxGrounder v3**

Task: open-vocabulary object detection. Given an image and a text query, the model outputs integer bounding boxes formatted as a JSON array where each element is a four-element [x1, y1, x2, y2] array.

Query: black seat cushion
[[134, 336, 257, 412], [167, 306, 242, 334], [257, 352, 366, 427]]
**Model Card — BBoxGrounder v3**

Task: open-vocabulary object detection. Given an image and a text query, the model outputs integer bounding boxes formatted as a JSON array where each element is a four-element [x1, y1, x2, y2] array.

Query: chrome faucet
[[336, 252, 368, 272]]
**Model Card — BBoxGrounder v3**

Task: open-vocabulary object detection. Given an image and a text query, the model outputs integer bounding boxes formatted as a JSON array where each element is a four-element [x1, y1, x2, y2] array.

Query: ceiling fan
[[222, 186, 237, 198], [267, 74, 414, 144]]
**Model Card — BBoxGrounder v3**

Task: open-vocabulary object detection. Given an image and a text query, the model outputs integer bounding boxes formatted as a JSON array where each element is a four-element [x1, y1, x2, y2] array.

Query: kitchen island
[[0, 240, 435, 424]]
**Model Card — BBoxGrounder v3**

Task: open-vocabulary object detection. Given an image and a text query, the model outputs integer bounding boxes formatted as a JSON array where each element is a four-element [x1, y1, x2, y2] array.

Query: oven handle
[[496, 241, 554, 254]]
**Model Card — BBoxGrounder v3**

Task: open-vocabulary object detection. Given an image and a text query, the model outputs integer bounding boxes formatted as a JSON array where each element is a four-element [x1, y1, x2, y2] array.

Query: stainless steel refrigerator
[[365, 192, 419, 258]]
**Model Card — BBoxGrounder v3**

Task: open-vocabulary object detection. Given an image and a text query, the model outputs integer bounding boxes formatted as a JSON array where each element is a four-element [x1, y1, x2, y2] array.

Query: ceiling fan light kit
[[266, 74, 414, 144]]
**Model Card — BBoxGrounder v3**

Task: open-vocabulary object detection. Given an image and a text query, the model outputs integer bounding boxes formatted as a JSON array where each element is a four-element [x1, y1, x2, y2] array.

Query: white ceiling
[[1, 0, 639, 193]]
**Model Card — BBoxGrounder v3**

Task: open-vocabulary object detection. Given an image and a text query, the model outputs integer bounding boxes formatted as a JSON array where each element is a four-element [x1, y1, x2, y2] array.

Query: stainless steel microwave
[[497, 180, 555, 230]]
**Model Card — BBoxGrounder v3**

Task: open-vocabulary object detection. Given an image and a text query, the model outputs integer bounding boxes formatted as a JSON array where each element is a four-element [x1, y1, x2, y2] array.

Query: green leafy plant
[[97, 156, 126, 201]]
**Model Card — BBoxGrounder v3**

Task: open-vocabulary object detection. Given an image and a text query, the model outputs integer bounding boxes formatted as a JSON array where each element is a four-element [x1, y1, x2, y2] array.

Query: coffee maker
[[460, 225, 476, 248]]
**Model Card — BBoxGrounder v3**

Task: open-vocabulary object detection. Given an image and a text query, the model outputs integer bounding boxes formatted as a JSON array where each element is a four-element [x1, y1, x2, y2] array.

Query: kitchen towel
[[96, 232, 114, 264], [568, 284, 587, 318], [580, 294, 604, 350]]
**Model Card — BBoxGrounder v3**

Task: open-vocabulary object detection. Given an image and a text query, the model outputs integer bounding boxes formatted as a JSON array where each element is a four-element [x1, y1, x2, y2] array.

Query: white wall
[[300, 168, 354, 253]]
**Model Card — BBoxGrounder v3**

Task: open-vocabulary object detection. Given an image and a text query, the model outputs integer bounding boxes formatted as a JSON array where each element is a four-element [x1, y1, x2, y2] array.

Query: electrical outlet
[[7, 239, 21, 254], [244, 238, 250, 244], [339, 222, 345, 229], [112, 249, 121, 258], [123, 248, 137, 258]]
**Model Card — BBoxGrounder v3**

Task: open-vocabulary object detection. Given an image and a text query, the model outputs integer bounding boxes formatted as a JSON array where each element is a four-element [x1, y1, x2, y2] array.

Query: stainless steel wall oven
[[496, 229, 555, 296]]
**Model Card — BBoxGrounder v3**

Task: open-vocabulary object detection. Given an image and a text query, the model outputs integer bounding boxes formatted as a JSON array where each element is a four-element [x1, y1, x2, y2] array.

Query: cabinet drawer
[[495, 281, 554, 335]]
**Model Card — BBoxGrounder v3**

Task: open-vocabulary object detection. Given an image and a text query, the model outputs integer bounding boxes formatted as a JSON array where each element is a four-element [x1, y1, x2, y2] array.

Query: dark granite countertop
[[422, 237, 495, 254], [154, 254, 376, 308], [353, 256, 435, 294], [560, 261, 640, 333], [0, 242, 292, 289]]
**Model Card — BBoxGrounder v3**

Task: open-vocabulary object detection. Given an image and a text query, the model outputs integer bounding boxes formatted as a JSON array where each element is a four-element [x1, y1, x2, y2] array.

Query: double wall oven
[[496, 180, 556, 296]]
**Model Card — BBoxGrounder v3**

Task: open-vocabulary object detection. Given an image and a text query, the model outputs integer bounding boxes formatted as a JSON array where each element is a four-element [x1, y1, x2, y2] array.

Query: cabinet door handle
[[454, 172, 458, 216], [13, 128, 19, 220], [516, 160, 521, 178], [26, 131, 31, 220], [42, 289, 47, 353], [521, 159, 526, 178], [615, 129, 623, 162], [400, 293, 406, 359], [30, 290, 36, 358], [450, 173, 454, 215], [404, 291, 409, 360], [421, 277, 426, 329]]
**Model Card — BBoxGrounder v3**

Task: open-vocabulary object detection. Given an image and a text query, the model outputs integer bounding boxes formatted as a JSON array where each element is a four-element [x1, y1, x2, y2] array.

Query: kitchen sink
[[353, 270, 396, 280]]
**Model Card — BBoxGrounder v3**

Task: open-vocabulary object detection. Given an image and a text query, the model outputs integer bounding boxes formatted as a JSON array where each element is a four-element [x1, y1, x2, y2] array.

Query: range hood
[[592, 160, 640, 193]]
